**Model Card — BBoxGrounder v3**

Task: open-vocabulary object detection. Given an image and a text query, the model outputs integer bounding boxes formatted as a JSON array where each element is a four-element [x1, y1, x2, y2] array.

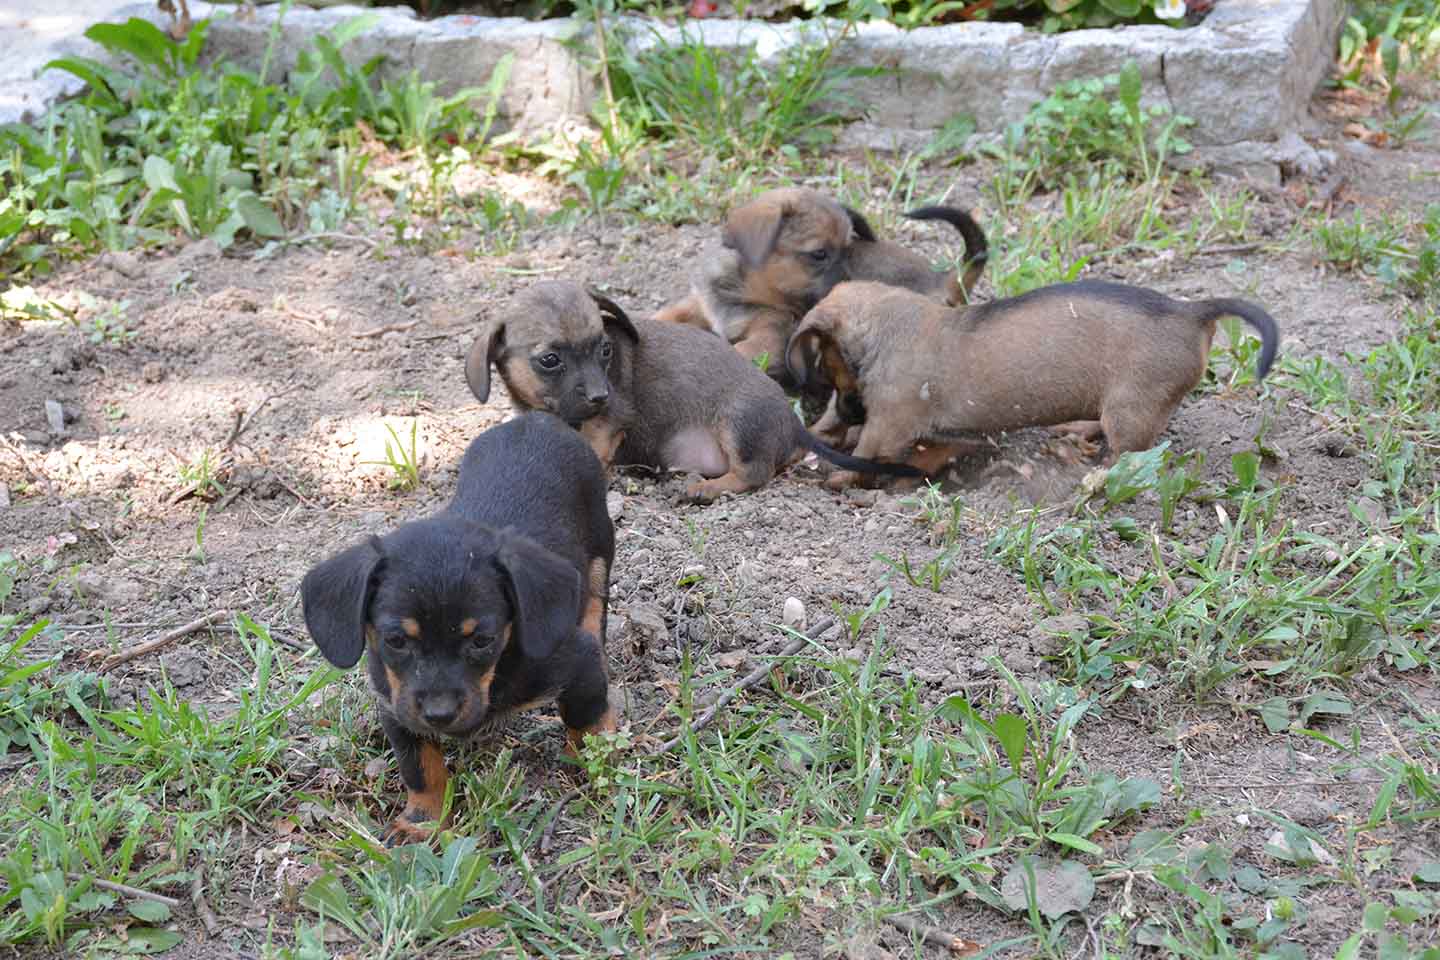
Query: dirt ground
[[2, 74, 1438, 958]]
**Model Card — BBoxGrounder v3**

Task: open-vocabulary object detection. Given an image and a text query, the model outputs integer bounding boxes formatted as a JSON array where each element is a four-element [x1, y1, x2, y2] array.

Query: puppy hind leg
[[823, 423, 915, 491], [1099, 402, 1170, 465], [685, 421, 775, 502]]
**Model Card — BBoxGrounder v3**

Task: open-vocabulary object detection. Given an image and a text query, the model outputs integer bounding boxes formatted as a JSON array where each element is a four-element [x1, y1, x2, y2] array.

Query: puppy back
[[448, 413, 611, 562]]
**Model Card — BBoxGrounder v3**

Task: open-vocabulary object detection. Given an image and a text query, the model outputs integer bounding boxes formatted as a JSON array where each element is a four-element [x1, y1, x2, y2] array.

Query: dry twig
[[69, 875, 181, 909], [191, 864, 221, 937], [352, 319, 420, 339], [96, 610, 233, 671], [651, 617, 834, 755], [885, 913, 982, 955]]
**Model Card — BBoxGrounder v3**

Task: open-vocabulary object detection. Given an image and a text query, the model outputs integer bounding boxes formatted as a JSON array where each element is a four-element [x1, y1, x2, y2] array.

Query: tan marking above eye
[[459, 618, 478, 637], [401, 618, 421, 639]]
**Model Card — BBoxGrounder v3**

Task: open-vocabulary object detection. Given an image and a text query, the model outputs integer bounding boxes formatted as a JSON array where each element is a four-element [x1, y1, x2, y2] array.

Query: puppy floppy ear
[[722, 203, 785, 271], [785, 306, 842, 390], [589, 291, 640, 342], [841, 205, 877, 243], [494, 531, 582, 661], [464, 315, 505, 403], [301, 537, 383, 669]]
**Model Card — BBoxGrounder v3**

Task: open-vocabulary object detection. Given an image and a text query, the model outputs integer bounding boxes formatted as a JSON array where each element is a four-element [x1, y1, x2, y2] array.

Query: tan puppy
[[465, 281, 921, 502], [655, 187, 988, 380], [785, 280, 1281, 489]]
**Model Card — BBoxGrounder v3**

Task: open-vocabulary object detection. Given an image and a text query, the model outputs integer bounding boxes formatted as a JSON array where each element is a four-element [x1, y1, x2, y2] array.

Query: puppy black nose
[[419, 691, 461, 728], [586, 390, 608, 409]]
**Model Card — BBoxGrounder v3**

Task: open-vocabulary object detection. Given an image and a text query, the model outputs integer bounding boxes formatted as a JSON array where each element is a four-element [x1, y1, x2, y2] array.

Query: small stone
[[782, 597, 806, 631], [25, 596, 50, 617], [714, 650, 748, 671], [0, 485, 9, 509], [104, 251, 143, 278], [141, 361, 167, 384], [364, 757, 389, 780], [627, 603, 668, 645], [606, 491, 624, 519], [44, 400, 65, 435], [160, 649, 206, 688]]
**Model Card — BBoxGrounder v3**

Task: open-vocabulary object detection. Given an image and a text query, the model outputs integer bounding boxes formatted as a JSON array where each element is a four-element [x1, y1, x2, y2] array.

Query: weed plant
[[0, 12, 510, 276]]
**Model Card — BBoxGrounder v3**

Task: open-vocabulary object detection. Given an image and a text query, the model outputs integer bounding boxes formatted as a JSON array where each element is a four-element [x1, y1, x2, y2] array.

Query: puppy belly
[[661, 427, 729, 478]]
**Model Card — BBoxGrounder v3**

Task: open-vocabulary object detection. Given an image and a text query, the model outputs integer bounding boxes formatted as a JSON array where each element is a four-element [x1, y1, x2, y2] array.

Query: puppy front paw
[[383, 803, 443, 847], [824, 469, 862, 491]]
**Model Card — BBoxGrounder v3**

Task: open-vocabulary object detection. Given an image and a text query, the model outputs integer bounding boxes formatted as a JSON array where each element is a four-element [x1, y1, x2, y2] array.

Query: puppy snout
[[585, 386, 609, 409], [419, 690, 462, 728]]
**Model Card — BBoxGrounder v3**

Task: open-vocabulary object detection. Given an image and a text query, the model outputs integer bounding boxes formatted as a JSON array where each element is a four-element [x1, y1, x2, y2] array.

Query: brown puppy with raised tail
[[785, 279, 1281, 490], [465, 280, 922, 502], [300, 412, 615, 843], [654, 186, 988, 380]]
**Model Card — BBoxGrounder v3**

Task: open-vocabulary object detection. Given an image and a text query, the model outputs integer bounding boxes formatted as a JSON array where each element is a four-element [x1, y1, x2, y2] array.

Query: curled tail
[[1197, 298, 1280, 380], [905, 205, 989, 303], [792, 423, 923, 478]]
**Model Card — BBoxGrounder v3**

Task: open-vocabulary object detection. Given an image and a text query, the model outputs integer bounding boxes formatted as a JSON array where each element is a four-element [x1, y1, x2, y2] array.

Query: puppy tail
[[793, 424, 924, 478], [904, 205, 989, 303], [1196, 299, 1280, 381]]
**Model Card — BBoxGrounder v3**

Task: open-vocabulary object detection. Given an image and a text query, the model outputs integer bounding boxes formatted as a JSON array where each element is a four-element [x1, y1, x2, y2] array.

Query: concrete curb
[[13, 0, 1344, 180]]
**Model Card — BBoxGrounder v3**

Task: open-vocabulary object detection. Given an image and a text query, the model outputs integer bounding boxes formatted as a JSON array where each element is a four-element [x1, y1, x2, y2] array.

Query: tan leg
[[1049, 419, 1105, 441], [565, 705, 618, 756], [686, 470, 759, 503], [653, 294, 712, 330], [385, 739, 448, 844], [582, 557, 608, 638], [824, 422, 916, 491], [1098, 402, 1169, 465]]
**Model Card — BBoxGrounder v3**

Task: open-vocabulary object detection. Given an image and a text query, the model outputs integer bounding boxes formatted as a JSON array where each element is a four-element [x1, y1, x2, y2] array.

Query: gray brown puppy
[[654, 186, 988, 380], [465, 281, 920, 501], [785, 279, 1280, 489]]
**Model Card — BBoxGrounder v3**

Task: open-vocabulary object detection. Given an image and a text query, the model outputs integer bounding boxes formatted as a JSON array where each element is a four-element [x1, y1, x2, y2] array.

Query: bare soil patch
[[2, 83, 1437, 957]]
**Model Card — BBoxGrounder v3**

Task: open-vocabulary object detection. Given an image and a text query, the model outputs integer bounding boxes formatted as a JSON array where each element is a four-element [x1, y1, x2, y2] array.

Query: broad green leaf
[[1414, 862, 1440, 884], [235, 194, 285, 239], [127, 900, 171, 923], [85, 19, 176, 76], [41, 56, 122, 106], [118, 928, 184, 953], [1334, 931, 1364, 960], [1047, 832, 1104, 855], [1298, 691, 1353, 727], [1231, 450, 1260, 490], [142, 156, 181, 194], [1259, 697, 1291, 733], [991, 713, 1027, 776]]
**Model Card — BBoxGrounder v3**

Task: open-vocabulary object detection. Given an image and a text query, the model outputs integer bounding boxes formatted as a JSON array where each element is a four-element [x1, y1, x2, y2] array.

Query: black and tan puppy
[[786, 280, 1280, 489], [654, 186, 988, 378], [300, 412, 615, 842], [465, 281, 920, 502]]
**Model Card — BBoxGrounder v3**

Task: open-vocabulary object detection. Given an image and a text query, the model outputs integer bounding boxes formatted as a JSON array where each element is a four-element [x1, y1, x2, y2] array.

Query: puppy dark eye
[[536, 353, 562, 371], [383, 634, 409, 653], [807, 249, 831, 263], [598, 340, 613, 361], [466, 634, 495, 658]]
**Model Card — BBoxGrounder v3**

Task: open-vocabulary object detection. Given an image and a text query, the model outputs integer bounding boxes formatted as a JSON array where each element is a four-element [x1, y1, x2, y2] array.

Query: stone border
[[51, 1, 1345, 180]]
